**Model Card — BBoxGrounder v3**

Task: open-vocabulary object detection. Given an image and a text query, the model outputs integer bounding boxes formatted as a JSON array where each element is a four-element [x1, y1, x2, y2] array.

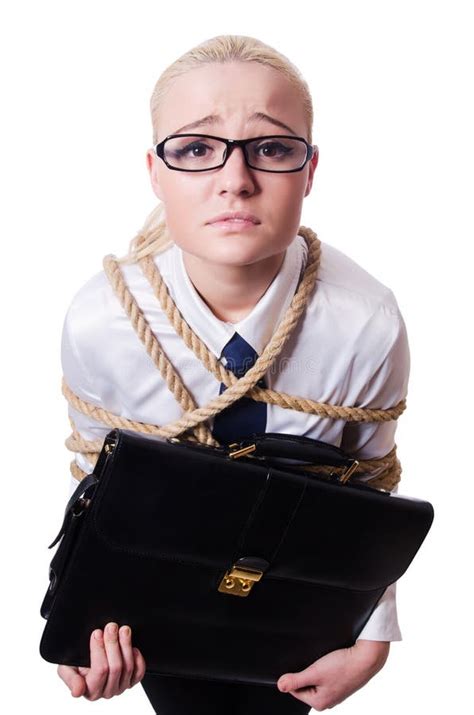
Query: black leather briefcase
[[39, 428, 434, 686]]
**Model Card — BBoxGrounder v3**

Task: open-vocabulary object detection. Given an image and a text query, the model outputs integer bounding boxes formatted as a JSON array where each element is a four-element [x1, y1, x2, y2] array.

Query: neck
[[182, 251, 286, 324]]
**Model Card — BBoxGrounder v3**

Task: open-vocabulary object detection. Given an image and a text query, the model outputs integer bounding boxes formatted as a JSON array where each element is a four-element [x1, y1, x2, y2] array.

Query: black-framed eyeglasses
[[154, 133, 317, 173]]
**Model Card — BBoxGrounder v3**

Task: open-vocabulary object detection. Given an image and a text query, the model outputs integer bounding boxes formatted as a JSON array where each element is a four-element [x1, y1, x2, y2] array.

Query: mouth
[[207, 218, 260, 231], [207, 211, 261, 226]]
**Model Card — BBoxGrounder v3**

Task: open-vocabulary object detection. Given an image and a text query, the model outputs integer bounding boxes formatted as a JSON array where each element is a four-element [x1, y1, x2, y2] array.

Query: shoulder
[[60, 268, 114, 398], [298, 236, 409, 366], [61, 245, 176, 394], [316, 240, 400, 315], [61, 267, 118, 360], [63, 244, 176, 346]]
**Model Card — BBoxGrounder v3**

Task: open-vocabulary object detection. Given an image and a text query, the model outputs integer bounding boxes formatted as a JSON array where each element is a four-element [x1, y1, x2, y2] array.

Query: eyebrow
[[172, 112, 298, 137]]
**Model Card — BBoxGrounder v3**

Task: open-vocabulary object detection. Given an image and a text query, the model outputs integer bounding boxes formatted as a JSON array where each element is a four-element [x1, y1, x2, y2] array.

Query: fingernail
[[107, 623, 118, 636], [94, 630, 102, 641], [121, 626, 130, 637]]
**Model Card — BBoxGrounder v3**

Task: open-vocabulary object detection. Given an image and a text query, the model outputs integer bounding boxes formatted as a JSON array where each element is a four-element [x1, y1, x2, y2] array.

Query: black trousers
[[140, 673, 311, 714]]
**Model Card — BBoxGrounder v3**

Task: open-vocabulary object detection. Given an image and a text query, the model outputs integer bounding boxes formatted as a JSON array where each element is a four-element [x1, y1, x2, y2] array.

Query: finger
[[130, 647, 147, 687], [57, 664, 86, 698], [84, 628, 109, 700], [101, 622, 124, 699], [118, 625, 135, 691], [278, 682, 322, 710], [278, 667, 319, 693], [287, 685, 319, 707]]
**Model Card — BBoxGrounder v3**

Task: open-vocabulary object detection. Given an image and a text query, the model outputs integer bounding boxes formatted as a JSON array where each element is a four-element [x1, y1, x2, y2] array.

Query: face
[[146, 61, 318, 268]]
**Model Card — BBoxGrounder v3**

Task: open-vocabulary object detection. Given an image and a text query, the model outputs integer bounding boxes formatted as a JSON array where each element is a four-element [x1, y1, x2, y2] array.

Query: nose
[[217, 144, 257, 196]]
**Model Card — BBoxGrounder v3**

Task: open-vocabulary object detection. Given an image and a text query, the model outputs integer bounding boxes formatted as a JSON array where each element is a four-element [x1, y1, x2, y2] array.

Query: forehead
[[157, 62, 307, 139]]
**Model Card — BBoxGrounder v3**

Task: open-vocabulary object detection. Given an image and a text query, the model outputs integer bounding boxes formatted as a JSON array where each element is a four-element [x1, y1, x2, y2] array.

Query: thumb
[[58, 665, 87, 699], [277, 664, 318, 693], [69, 672, 87, 698]]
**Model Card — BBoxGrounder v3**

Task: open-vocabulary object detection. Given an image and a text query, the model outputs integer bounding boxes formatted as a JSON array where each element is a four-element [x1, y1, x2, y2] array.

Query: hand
[[277, 639, 390, 711], [57, 622, 147, 701]]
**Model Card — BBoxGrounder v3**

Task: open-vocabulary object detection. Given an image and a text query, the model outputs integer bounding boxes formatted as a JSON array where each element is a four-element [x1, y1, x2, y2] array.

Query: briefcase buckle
[[228, 444, 257, 459], [339, 459, 359, 484], [218, 565, 263, 597]]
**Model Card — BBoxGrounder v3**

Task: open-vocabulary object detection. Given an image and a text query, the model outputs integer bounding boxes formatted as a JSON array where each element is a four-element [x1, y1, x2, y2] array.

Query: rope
[[63, 226, 405, 491]]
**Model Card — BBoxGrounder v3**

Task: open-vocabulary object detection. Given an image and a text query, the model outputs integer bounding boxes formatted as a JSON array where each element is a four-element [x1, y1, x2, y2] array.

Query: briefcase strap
[[47, 473, 98, 549]]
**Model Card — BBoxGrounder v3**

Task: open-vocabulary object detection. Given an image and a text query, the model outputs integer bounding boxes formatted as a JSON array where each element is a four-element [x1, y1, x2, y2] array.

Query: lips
[[207, 211, 261, 225]]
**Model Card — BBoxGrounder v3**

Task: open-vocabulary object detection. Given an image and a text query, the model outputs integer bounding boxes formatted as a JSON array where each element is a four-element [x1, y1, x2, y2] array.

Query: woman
[[56, 34, 409, 713]]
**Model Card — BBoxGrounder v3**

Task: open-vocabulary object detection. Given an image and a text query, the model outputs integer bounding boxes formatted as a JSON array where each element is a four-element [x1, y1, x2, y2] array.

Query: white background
[[1, 1, 472, 711]]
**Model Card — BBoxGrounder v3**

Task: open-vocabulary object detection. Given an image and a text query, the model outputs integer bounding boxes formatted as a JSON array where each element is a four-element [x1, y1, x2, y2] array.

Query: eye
[[174, 140, 213, 158], [254, 140, 293, 158]]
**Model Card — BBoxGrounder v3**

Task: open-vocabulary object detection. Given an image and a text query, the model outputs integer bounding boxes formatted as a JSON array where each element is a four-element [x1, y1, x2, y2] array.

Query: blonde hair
[[117, 34, 314, 264]]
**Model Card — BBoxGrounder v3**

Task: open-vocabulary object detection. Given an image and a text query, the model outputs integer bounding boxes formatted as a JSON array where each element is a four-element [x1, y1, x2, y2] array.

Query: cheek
[[158, 175, 215, 251], [160, 175, 203, 223], [271, 177, 307, 215], [161, 171, 209, 213], [269, 171, 307, 197]]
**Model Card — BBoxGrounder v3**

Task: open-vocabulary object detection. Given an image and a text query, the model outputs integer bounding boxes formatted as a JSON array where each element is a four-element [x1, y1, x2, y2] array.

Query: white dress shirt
[[61, 232, 410, 642]]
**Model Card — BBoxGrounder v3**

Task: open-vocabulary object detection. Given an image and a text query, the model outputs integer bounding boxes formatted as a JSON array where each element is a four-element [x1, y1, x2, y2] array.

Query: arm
[[341, 300, 410, 643], [277, 299, 410, 708], [61, 306, 112, 497], [58, 304, 147, 698]]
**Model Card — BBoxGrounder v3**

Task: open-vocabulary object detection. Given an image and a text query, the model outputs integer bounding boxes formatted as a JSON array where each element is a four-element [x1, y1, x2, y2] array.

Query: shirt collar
[[168, 233, 307, 359]]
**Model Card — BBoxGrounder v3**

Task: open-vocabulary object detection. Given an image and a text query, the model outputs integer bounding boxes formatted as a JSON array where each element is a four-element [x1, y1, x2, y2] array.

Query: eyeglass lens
[[162, 135, 308, 171]]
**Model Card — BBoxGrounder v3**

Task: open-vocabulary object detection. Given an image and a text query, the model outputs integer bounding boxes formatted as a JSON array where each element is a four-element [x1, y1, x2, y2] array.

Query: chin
[[208, 241, 275, 264]]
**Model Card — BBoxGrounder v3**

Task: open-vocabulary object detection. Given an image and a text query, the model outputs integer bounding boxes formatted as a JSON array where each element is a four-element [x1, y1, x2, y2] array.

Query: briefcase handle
[[228, 432, 355, 468], [170, 431, 358, 480]]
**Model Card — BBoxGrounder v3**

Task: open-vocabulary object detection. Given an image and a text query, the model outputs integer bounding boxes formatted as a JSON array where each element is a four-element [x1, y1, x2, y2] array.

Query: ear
[[146, 149, 164, 201], [304, 145, 319, 198]]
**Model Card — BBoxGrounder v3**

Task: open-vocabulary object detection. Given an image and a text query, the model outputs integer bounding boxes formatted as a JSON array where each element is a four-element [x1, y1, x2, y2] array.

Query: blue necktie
[[211, 332, 267, 444]]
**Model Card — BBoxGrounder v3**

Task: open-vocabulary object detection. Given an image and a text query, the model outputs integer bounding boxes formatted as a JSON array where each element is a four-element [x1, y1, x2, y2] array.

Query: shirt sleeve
[[61, 306, 113, 498], [341, 299, 410, 642]]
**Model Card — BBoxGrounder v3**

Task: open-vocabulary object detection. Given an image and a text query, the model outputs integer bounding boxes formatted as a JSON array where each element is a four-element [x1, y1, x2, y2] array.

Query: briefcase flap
[[90, 430, 434, 593]]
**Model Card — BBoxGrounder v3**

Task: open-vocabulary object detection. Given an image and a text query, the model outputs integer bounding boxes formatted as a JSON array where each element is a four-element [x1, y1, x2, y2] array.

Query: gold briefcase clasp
[[218, 564, 264, 597]]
